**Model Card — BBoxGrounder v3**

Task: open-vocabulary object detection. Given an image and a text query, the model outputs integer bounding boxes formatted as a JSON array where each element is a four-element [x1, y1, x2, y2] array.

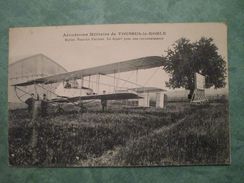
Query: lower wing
[[66, 92, 142, 102]]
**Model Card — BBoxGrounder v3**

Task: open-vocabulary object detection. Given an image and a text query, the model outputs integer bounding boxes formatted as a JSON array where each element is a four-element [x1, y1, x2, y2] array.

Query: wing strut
[[88, 76, 91, 88], [136, 69, 138, 85], [116, 63, 120, 92], [96, 74, 100, 94], [79, 77, 84, 103], [34, 83, 37, 98], [113, 71, 116, 92], [37, 84, 60, 97]]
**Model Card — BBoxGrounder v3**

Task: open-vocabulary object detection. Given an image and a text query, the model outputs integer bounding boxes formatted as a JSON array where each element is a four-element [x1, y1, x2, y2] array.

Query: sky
[[9, 23, 228, 93]]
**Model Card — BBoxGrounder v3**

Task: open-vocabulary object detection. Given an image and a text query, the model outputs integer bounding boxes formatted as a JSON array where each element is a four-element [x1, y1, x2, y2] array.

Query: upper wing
[[57, 92, 142, 102], [13, 56, 163, 86]]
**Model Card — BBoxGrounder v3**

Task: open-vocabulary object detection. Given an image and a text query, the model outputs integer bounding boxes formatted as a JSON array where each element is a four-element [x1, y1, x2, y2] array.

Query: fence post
[[31, 100, 41, 164]]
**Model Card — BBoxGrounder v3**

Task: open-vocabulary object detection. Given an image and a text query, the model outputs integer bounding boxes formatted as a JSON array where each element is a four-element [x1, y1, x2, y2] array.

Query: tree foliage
[[162, 37, 227, 94]]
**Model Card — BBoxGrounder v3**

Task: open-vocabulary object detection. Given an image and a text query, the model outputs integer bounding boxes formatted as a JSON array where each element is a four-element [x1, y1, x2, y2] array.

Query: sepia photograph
[[8, 23, 230, 167]]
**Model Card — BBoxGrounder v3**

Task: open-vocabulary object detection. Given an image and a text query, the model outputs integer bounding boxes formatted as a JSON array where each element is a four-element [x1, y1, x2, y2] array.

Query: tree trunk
[[188, 88, 194, 100]]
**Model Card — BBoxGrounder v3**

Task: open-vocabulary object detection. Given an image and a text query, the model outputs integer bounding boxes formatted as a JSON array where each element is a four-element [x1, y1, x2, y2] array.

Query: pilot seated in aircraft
[[64, 80, 71, 88]]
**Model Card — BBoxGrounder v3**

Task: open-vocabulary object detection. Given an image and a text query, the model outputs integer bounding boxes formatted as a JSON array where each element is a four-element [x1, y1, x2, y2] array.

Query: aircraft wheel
[[56, 106, 64, 114], [79, 106, 87, 113]]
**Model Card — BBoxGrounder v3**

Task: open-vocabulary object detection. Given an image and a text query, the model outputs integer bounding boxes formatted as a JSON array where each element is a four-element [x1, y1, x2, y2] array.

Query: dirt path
[[152, 116, 188, 135], [77, 116, 188, 166]]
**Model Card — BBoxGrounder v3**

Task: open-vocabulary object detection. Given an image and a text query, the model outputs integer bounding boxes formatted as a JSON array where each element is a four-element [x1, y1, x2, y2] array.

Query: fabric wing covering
[[13, 56, 163, 86], [51, 93, 142, 102]]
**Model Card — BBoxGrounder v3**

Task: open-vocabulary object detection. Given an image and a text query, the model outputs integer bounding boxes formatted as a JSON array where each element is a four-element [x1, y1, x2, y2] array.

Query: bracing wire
[[102, 73, 142, 87], [15, 86, 35, 102], [119, 70, 137, 87], [82, 77, 128, 89], [37, 84, 60, 97], [143, 67, 162, 86]]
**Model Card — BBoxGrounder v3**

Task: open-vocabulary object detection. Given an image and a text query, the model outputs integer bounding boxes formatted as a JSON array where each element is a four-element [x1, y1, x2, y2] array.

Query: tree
[[162, 37, 227, 99]]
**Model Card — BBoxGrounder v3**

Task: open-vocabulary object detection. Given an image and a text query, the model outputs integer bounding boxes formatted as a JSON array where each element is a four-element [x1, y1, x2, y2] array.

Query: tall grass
[[8, 102, 229, 166], [116, 103, 229, 166]]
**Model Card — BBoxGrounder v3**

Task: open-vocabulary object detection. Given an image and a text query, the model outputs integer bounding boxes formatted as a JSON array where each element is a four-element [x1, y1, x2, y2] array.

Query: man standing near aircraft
[[25, 93, 35, 114], [101, 90, 107, 112], [41, 94, 48, 117]]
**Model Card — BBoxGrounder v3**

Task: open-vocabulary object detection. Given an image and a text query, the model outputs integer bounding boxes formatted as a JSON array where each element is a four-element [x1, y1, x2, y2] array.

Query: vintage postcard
[[8, 23, 230, 167]]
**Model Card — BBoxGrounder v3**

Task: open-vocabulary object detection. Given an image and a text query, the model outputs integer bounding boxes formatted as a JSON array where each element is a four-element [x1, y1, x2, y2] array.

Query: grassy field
[[8, 101, 230, 167]]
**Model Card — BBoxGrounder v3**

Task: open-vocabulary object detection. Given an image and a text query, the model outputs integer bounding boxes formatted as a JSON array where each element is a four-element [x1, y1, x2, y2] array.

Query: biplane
[[12, 56, 164, 112]]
